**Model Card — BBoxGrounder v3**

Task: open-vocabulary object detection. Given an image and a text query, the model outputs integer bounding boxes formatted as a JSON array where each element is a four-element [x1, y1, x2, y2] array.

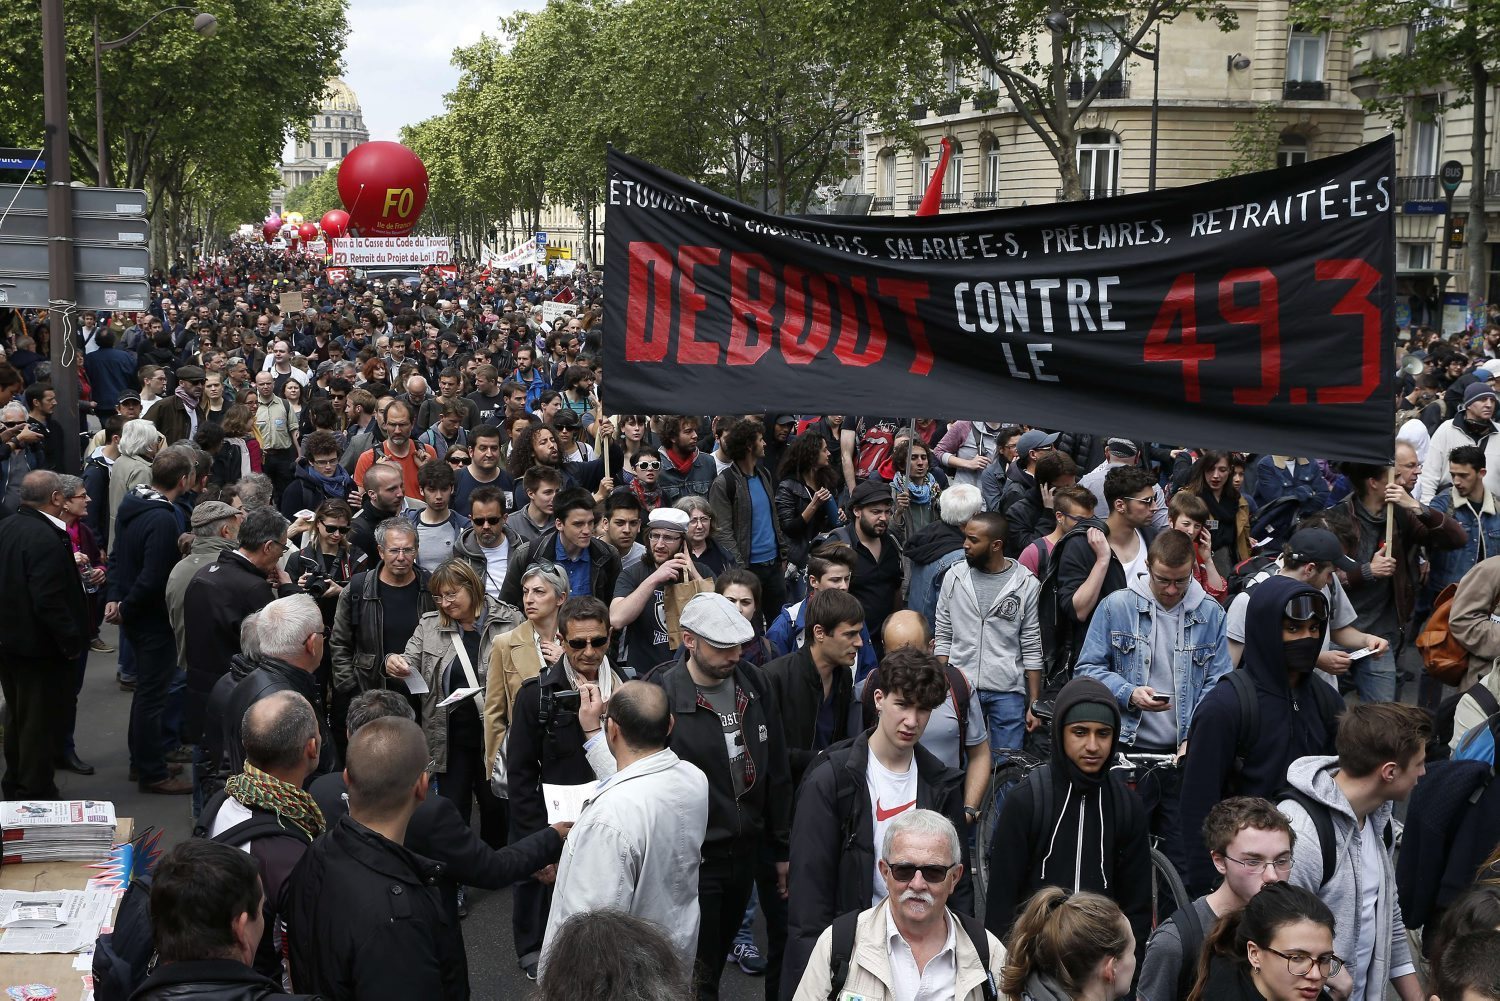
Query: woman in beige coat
[[483, 564, 570, 785]]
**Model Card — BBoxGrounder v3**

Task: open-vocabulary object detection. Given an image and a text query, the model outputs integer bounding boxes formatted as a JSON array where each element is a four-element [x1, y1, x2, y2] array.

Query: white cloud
[[284, 0, 541, 158]]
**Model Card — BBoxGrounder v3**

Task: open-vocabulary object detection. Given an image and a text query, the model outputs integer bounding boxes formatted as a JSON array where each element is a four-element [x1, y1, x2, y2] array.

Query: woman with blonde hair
[[1001, 887, 1136, 1001], [385, 558, 522, 855]]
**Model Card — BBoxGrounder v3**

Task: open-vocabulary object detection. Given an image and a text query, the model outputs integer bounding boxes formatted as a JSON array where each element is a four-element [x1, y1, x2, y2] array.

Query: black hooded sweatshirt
[[983, 676, 1150, 958], [1179, 575, 1342, 895]]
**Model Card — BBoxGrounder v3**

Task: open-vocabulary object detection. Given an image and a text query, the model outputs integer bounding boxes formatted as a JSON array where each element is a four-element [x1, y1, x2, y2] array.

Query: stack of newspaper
[[0, 801, 117, 864]]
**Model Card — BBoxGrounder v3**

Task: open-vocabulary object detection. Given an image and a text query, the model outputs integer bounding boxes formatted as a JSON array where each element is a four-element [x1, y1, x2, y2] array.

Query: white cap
[[678, 593, 754, 648]]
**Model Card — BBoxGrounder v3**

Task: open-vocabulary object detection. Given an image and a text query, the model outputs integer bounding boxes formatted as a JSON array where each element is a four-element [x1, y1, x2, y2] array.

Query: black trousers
[[696, 844, 758, 1001], [0, 654, 70, 799], [753, 844, 789, 1001], [511, 874, 554, 970], [748, 560, 787, 636], [438, 740, 508, 849], [262, 447, 296, 504]]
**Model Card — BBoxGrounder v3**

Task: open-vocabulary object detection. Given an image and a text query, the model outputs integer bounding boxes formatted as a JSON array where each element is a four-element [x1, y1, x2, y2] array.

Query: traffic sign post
[[1438, 159, 1464, 329]]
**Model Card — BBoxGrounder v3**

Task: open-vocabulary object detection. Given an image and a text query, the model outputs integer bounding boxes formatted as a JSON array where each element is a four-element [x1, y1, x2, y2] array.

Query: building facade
[[862, 0, 1365, 216], [269, 78, 371, 217]]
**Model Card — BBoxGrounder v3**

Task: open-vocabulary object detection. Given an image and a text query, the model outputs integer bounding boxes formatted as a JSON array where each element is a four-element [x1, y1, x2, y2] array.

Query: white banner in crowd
[[487, 236, 538, 270], [330, 236, 452, 267], [550, 258, 578, 276], [541, 300, 578, 324]]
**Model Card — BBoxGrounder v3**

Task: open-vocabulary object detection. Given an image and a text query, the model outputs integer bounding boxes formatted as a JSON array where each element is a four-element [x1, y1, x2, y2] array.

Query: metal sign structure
[[0, 183, 149, 309]]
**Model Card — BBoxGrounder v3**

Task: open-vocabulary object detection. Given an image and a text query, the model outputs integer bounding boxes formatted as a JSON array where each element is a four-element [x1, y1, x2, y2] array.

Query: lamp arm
[[100, 6, 196, 51]]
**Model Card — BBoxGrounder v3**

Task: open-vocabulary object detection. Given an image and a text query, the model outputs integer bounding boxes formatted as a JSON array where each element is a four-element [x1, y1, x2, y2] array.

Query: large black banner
[[604, 138, 1396, 463]]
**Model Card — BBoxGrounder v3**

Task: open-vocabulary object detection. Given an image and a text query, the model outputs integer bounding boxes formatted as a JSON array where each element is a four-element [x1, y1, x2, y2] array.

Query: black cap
[[849, 479, 894, 508], [1286, 528, 1358, 572]]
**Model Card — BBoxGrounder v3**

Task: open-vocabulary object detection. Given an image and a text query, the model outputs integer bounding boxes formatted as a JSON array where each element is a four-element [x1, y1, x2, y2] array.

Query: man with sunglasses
[[793, 809, 1000, 1001], [1180, 576, 1344, 896], [610, 507, 708, 675]]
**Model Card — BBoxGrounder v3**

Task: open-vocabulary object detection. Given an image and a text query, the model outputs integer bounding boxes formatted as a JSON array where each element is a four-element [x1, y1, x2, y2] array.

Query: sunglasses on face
[[321, 524, 349, 534], [566, 636, 610, 650], [448, 455, 471, 466], [885, 862, 956, 884], [472, 516, 503, 526], [634, 459, 661, 470]]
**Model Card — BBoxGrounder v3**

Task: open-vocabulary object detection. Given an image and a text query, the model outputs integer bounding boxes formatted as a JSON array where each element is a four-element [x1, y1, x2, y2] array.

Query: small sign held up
[[279, 291, 306, 314]]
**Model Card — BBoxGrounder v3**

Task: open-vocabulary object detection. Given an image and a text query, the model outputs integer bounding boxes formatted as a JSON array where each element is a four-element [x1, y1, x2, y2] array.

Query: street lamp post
[[94, 7, 217, 187]]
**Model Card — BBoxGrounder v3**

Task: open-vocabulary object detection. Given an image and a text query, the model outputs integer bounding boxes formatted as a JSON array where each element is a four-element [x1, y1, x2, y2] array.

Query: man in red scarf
[[658, 415, 718, 506]]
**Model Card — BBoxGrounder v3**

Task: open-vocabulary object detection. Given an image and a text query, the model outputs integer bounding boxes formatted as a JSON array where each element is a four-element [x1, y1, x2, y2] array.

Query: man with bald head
[[348, 461, 406, 562], [546, 680, 708, 979], [857, 610, 991, 822], [0, 469, 91, 798], [288, 717, 461, 1000]]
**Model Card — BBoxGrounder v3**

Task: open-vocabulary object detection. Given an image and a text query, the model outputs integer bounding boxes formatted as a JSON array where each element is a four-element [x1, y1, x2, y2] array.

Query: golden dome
[[321, 78, 361, 113]]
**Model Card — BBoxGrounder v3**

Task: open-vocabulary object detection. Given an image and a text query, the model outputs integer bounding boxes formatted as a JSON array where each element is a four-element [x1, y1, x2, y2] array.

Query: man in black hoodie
[[107, 449, 194, 794], [1179, 575, 1343, 896], [982, 675, 1151, 958]]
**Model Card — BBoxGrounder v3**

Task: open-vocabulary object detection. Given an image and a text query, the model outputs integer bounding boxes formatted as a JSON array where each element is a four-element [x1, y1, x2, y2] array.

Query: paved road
[[61, 626, 769, 1001]]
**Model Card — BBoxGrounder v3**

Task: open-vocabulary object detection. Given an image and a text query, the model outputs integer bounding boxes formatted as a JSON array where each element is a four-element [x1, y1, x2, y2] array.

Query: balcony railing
[[936, 96, 962, 116], [1396, 175, 1440, 201], [973, 192, 1001, 207], [1057, 187, 1125, 200], [939, 194, 962, 208], [907, 103, 928, 120], [1283, 80, 1331, 101], [871, 196, 894, 211], [1068, 76, 1129, 100], [973, 89, 999, 110], [907, 195, 924, 210]]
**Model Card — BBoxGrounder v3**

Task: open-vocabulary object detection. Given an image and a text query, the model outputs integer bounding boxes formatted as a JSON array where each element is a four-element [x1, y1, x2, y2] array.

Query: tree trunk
[[1468, 60, 1489, 325]]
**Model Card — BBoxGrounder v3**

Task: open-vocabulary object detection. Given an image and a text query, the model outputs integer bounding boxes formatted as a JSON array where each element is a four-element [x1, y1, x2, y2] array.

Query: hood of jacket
[[114, 485, 177, 535], [908, 520, 965, 563], [1239, 574, 1321, 700], [1049, 676, 1121, 789], [1020, 972, 1075, 1001], [1285, 754, 1384, 831], [1126, 563, 1208, 614]]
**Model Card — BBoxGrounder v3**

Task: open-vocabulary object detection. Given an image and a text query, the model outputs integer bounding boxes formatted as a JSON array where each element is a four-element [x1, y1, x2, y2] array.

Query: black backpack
[[1223, 670, 1343, 792], [1035, 522, 1099, 692], [1225, 554, 1278, 602], [92, 795, 313, 1001], [1165, 900, 1209, 1001], [827, 906, 998, 1001]]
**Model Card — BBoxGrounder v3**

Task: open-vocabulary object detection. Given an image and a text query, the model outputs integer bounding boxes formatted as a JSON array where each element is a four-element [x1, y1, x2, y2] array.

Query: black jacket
[[997, 463, 1055, 557], [759, 646, 855, 790], [1054, 516, 1129, 665], [182, 550, 299, 743], [782, 730, 971, 997], [507, 657, 630, 838], [0, 506, 89, 661], [108, 489, 183, 634], [709, 462, 787, 566], [982, 677, 1151, 960], [286, 815, 461, 1001], [1180, 575, 1341, 894], [498, 527, 621, 607], [347, 496, 402, 564], [649, 656, 793, 857], [310, 771, 562, 916], [222, 658, 335, 779], [128, 958, 319, 1001]]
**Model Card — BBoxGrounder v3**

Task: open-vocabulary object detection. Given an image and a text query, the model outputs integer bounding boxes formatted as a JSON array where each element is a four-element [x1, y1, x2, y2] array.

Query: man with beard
[[658, 415, 719, 505], [827, 480, 904, 654], [453, 425, 513, 516], [710, 417, 788, 626], [453, 486, 517, 600], [347, 463, 407, 563], [610, 508, 708, 674], [352, 400, 437, 500], [1422, 378, 1500, 499], [511, 344, 548, 411]]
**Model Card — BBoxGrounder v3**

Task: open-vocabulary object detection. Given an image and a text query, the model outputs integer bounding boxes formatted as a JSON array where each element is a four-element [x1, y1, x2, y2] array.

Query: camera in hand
[[304, 572, 333, 598]]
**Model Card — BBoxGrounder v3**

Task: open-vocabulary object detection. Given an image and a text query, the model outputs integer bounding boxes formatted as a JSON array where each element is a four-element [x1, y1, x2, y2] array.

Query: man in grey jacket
[[542, 681, 708, 981], [1280, 702, 1430, 1001]]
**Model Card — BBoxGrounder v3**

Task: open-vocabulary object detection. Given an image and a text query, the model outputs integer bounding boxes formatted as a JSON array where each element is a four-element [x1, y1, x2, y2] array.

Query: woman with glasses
[[1189, 882, 1347, 1001], [1000, 886, 1137, 1001], [388, 559, 523, 857], [482, 564, 570, 800], [676, 495, 737, 578], [446, 447, 471, 469], [279, 430, 355, 522]]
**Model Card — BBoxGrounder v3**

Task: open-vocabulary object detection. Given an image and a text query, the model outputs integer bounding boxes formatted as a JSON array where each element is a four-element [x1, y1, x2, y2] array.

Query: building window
[[985, 145, 1002, 194], [944, 141, 964, 203], [1286, 27, 1325, 82], [340, 117, 347, 129], [1410, 96, 1442, 176], [1076, 130, 1121, 198], [324, 116, 331, 128], [1403, 242, 1432, 270], [1070, 19, 1126, 98], [341, 141, 349, 157], [324, 142, 333, 158], [878, 150, 897, 197], [1277, 133, 1309, 167]]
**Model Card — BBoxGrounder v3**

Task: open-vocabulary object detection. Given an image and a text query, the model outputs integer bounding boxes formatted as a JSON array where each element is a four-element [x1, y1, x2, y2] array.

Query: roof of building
[[322, 77, 360, 113]]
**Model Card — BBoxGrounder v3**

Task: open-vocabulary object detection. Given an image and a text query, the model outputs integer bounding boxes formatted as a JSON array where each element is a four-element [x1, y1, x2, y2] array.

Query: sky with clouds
[[284, 0, 541, 157]]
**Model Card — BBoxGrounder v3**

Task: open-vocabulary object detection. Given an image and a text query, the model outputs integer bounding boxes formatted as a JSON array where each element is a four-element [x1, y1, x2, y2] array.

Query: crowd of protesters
[[4, 248, 1500, 1001]]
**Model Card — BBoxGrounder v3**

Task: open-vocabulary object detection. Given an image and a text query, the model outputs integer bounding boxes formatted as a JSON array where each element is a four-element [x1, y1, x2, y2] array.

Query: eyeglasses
[[885, 862, 957, 884], [382, 546, 416, 557], [1149, 571, 1194, 589], [472, 516, 504, 526], [1125, 495, 1157, 508], [566, 636, 610, 650], [448, 455, 471, 465], [634, 459, 661, 470], [1260, 946, 1344, 979], [1223, 854, 1294, 875], [321, 524, 349, 534], [1284, 593, 1330, 623], [311, 456, 340, 467]]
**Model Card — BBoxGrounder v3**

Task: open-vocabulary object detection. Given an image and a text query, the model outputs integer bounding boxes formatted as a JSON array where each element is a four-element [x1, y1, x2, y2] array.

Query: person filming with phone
[[1075, 528, 1233, 879]]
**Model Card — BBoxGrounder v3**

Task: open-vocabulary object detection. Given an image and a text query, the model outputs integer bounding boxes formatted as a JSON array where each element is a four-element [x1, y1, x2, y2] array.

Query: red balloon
[[298, 222, 319, 242], [320, 209, 350, 239], [337, 141, 428, 237]]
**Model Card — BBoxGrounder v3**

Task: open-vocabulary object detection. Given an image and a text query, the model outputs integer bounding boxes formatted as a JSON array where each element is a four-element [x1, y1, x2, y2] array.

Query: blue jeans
[[1351, 644, 1397, 703], [64, 646, 88, 755], [734, 883, 759, 948], [125, 626, 176, 786], [980, 690, 1026, 763], [117, 632, 136, 683], [163, 668, 186, 751]]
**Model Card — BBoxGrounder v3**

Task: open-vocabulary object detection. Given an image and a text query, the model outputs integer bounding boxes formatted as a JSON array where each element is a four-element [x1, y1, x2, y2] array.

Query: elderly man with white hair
[[107, 418, 163, 553], [219, 593, 335, 780], [792, 809, 1004, 1001]]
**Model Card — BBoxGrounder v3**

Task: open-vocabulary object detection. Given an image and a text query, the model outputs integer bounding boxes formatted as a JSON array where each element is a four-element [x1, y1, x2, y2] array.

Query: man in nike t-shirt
[[781, 647, 975, 998]]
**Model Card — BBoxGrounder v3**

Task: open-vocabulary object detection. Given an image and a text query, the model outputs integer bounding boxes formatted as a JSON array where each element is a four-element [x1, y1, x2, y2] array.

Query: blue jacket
[[766, 598, 877, 682], [1074, 576, 1232, 747], [1427, 487, 1500, 595], [107, 487, 185, 632], [83, 346, 138, 409], [1251, 455, 1329, 514]]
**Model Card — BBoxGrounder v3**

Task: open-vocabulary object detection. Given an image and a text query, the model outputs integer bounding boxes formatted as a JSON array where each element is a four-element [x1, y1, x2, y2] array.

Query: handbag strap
[[449, 631, 487, 713]]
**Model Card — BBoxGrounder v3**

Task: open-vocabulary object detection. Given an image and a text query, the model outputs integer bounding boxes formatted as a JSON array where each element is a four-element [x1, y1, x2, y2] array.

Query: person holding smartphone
[[1075, 528, 1234, 880]]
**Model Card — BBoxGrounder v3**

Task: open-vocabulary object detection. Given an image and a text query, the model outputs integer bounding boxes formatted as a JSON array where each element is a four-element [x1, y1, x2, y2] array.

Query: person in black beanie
[[982, 675, 1151, 962]]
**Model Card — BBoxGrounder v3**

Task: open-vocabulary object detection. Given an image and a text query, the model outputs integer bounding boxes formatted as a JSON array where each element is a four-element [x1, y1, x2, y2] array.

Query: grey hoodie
[[1279, 755, 1415, 1001]]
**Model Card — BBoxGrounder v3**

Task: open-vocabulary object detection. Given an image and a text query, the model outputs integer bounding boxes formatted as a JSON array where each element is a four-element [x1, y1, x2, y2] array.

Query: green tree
[[926, 0, 1237, 199], [1217, 103, 1284, 178], [1292, 0, 1500, 318]]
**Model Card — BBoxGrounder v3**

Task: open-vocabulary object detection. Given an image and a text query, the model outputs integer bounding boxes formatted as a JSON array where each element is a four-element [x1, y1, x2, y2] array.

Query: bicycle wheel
[[974, 761, 1029, 915], [1149, 845, 1191, 928]]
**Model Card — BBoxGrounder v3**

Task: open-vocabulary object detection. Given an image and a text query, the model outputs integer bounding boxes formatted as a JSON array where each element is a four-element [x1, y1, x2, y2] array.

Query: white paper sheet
[[399, 671, 429, 695], [542, 782, 598, 825], [437, 686, 481, 708]]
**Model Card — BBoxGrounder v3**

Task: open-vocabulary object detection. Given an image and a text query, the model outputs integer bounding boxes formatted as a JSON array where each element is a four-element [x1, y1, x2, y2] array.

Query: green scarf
[[225, 762, 326, 841]]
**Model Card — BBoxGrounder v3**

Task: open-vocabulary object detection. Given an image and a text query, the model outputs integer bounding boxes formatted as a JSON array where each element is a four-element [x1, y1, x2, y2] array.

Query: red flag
[[552, 285, 575, 304], [915, 136, 954, 217]]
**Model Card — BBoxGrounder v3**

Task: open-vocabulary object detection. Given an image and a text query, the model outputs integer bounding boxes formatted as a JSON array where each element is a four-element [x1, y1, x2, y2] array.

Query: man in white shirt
[[792, 809, 1003, 1001]]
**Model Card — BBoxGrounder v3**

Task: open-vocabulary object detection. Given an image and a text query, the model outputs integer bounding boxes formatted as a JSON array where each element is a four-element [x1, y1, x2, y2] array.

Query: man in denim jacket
[[1427, 443, 1500, 597], [1075, 528, 1233, 878]]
